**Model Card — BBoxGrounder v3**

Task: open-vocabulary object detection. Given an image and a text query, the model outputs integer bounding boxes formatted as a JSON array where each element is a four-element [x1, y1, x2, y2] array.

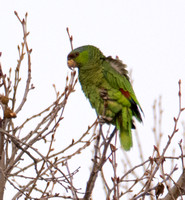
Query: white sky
[[1, 0, 185, 199]]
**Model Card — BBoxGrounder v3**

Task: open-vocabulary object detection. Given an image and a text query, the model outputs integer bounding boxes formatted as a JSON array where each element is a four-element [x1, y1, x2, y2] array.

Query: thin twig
[[83, 126, 117, 199]]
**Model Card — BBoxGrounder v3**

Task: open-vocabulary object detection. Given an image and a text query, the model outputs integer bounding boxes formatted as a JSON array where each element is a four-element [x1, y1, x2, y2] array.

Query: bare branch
[[160, 169, 185, 200], [83, 126, 117, 199]]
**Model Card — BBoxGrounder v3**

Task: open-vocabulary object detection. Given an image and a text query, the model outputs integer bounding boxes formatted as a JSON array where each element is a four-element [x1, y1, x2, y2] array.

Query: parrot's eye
[[68, 52, 79, 60]]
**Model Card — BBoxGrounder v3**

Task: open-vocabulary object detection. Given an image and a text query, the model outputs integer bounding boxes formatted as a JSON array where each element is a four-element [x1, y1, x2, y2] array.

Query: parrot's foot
[[100, 88, 108, 100], [98, 116, 113, 124]]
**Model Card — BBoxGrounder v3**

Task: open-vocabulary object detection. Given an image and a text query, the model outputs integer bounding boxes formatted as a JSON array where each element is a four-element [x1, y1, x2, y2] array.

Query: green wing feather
[[102, 56, 143, 121], [102, 56, 143, 150]]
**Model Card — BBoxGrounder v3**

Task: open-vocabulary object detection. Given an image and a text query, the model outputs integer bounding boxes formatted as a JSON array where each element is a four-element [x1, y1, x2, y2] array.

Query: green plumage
[[67, 45, 143, 150]]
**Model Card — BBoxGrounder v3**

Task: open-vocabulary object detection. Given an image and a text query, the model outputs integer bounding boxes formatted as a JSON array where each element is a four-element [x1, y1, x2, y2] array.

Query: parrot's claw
[[98, 116, 113, 124], [100, 88, 108, 100]]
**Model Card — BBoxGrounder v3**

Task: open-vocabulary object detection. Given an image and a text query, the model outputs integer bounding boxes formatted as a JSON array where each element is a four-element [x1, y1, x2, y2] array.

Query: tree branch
[[160, 169, 185, 200], [83, 126, 117, 200]]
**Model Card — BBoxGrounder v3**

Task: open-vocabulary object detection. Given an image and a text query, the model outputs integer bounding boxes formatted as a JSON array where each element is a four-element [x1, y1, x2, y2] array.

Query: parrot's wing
[[102, 56, 143, 121]]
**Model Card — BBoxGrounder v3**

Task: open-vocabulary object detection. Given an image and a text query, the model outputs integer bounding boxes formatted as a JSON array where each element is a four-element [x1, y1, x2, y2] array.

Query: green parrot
[[67, 45, 143, 151]]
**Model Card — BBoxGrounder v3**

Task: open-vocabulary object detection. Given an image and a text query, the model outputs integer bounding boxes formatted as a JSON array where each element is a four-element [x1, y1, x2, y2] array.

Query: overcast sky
[[1, 0, 185, 199]]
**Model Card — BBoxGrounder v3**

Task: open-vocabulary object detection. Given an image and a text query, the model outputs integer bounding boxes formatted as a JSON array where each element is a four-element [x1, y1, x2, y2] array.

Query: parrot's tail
[[116, 107, 133, 151]]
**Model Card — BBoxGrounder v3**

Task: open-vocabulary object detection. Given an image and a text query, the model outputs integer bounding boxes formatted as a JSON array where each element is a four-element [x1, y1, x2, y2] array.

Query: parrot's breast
[[79, 69, 124, 122]]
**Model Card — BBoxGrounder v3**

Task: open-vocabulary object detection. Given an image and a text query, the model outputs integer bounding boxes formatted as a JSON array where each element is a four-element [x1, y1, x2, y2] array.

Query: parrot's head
[[67, 45, 104, 70]]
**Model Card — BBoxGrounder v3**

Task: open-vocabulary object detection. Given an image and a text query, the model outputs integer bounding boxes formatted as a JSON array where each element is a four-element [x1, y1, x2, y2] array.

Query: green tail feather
[[116, 107, 133, 151], [119, 126, 133, 151]]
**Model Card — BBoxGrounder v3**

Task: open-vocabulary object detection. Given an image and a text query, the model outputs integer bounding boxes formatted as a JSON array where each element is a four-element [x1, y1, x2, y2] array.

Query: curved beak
[[67, 59, 77, 70]]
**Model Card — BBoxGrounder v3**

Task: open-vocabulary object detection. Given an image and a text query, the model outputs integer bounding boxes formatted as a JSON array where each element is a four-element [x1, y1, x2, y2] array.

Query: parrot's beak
[[67, 59, 77, 70]]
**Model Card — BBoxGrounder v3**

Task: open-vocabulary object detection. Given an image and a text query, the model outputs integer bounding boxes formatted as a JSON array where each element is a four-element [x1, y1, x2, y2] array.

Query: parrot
[[67, 45, 143, 151]]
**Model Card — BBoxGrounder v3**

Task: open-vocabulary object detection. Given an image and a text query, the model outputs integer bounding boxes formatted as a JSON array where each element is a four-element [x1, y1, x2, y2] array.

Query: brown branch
[[14, 12, 32, 114], [159, 169, 185, 200], [111, 135, 119, 200], [66, 27, 74, 51], [0, 119, 5, 200], [133, 80, 185, 200], [83, 126, 117, 200], [65, 161, 78, 199]]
